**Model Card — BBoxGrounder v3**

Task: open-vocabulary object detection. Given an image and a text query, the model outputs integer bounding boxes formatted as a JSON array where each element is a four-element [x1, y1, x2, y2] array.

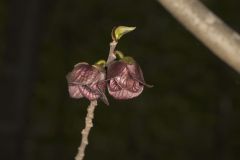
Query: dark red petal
[[67, 62, 109, 105], [74, 62, 89, 67], [95, 79, 109, 105], [107, 61, 127, 79], [96, 83, 109, 106], [78, 85, 100, 100], [95, 70, 106, 83], [127, 63, 153, 87], [66, 63, 100, 85], [108, 79, 122, 92], [126, 79, 142, 93], [97, 80, 107, 92], [113, 68, 129, 89], [68, 85, 83, 99], [108, 86, 143, 100], [99, 93, 109, 106], [107, 66, 144, 99], [110, 68, 142, 92]]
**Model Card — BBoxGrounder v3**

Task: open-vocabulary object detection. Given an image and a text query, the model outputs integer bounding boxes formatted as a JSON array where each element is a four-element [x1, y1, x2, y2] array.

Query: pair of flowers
[[66, 52, 152, 105], [66, 26, 152, 105]]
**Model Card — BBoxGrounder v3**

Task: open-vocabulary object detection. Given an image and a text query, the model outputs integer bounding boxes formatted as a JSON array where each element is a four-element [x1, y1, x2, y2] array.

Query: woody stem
[[75, 100, 98, 160], [157, 0, 240, 73]]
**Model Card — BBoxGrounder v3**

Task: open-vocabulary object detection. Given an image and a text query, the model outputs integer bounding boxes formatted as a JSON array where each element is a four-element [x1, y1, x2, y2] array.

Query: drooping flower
[[66, 60, 109, 105], [107, 52, 152, 100]]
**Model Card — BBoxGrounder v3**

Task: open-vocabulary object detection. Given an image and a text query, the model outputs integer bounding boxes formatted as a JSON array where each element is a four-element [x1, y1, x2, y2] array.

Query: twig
[[106, 41, 118, 65], [157, 0, 240, 73], [75, 100, 98, 160]]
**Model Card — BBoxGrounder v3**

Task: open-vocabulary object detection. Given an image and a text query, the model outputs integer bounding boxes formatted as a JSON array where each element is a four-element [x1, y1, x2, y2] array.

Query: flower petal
[[78, 85, 100, 100], [113, 68, 129, 89], [108, 79, 122, 92], [66, 63, 100, 85], [126, 79, 142, 93], [108, 86, 143, 100], [67, 62, 109, 105], [107, 61, 127, 79], [111, 68, 142, 93], [127, 63, 153, 87], [68, 85, 83, 98]]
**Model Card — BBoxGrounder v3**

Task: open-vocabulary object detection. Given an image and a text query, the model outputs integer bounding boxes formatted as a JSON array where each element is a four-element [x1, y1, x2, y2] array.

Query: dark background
[[0, 0, 240, 160]]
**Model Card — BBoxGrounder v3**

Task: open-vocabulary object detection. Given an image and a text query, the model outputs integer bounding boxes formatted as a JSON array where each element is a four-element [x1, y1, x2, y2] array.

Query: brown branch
[[75, 100, 98, 160], [157, 0, 240, 73]]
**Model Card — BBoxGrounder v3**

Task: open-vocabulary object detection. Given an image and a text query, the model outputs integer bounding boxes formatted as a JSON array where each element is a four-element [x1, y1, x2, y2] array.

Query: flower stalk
[[106, 26, 136, 65], [106, 41, 118, 65]]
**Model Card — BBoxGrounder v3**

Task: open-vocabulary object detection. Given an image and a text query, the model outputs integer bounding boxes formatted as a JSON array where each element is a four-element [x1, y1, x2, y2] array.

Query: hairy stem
[[157, 0, 240, 73], [75, 100, 98, 160]]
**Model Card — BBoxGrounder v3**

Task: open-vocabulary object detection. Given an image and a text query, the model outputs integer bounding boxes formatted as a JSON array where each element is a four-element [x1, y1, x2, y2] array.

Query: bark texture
[[157, 0, 240, 73]]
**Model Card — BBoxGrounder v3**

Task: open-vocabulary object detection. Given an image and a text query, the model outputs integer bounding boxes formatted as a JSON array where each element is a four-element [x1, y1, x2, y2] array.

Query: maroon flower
[[66, 61, 109, 105], [107, 56, 152, 100]]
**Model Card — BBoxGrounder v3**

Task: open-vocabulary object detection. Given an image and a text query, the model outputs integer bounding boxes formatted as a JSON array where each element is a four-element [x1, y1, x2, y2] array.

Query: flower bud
[[107, 55, 152, 100], [66, 61, 109, 105]]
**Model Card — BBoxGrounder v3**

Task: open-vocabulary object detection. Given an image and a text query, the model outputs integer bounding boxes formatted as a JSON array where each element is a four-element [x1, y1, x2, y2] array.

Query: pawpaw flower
[[66, 60, 109, 105], [107, 51, 152, 100]]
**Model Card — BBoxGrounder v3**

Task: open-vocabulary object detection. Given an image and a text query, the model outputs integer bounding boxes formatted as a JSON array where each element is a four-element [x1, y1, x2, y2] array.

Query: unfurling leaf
[[111, 26, 136, 41]]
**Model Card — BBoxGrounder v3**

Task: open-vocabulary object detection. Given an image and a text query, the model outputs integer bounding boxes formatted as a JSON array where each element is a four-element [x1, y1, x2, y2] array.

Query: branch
[[157, 0, 240, 73], [75, 100, 98, 160]]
